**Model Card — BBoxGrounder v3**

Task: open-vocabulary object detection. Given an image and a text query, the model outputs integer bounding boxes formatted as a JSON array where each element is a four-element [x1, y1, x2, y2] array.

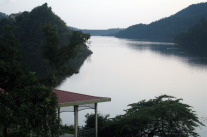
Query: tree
[[41, 25, 90, 86], [100, 95, 205, 137], [85, 113, 110, 130], [42, 25, 90, 70], [0, 27, 61, 137], [0, 26, 23, 92]]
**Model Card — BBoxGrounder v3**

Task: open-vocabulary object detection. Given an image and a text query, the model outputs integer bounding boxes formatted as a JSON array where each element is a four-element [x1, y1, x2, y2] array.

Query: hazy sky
[[1, 0, 207, 29]]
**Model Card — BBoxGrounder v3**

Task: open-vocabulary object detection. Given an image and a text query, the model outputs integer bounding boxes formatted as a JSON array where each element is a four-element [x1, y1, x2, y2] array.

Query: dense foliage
[[98, 95, 204, 137], [61, 125, 75, 135], [0, 3, 92, 77], [0, 28, 60, 136], [0, 12, 7, 21], [0, 3, 91, 137], [41, 24, 90, 86], [115, 2, 207, 41], [174, 18, 207, 54], [84, 113, 110, 130]]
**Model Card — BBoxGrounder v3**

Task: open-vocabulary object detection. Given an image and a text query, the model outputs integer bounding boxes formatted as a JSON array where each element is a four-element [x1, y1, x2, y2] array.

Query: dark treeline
[[82, 28, 123, 36], [115, 2, 207, 41], [174, 18, 207, 56], [69, 26, 123, 36]]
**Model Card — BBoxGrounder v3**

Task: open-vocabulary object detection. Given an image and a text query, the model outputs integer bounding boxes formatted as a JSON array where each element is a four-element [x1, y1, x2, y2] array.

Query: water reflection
[[125, 39, 207, 68]]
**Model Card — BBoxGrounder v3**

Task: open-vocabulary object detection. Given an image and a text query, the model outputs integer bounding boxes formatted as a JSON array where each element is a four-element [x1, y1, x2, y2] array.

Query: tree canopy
[[0, 12, 7, 21], [85, 113, 110, 130], [99, 95, 204, 137]]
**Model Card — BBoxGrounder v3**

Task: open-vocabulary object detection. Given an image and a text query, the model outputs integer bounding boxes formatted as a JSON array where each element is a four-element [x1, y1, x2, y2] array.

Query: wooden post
[[95, 103, 98, 137], [74, 106, 78, 137]]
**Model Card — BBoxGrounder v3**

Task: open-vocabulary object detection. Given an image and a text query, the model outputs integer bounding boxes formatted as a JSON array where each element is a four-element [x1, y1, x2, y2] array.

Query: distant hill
[[68, 27, 123, 36], [0, 12, 7, 21], [0, 3, 92, 77], [82, 28, 123, 36], [115, 2, 207, 41]]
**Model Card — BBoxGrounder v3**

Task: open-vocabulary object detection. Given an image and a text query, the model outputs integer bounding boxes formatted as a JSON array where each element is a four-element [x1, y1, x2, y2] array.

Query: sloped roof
[[53, 89, 111, 107]]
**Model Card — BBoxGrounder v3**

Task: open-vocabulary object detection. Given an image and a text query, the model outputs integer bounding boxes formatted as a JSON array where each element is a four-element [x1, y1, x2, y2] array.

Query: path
[[60, 134, 74, 137]]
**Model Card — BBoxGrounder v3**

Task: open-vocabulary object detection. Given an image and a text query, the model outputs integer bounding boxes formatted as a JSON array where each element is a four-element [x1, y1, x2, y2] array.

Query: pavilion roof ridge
[[53, 89, 111, 107], [53, 89, 107, 98]]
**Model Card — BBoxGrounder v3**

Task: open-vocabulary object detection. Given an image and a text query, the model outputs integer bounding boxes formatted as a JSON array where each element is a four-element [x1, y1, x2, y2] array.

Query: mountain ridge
[[115, 2, 207, 41]]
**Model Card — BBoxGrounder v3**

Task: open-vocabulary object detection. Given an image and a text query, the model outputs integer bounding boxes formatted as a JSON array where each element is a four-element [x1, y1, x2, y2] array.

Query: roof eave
[[58, 97, 111, 107]]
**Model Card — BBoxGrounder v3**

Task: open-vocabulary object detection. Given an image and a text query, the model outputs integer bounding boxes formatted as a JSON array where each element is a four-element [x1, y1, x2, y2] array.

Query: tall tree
[[0, 26, 23, 92], [100, 95, 204, 137], [0, 27, 61, 137]]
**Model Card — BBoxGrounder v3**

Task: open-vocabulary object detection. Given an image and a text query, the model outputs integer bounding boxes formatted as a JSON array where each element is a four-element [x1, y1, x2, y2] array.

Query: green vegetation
[[0, 27, 60, 137], [84, 95, 204, 137], [0, 3, 92, 78], [41, 24, 90, 86], [61, 125, 75, 134], [0, 12, 7, 21], [0, 3, 91, 137], [115, 2, 207, 41], [174, 18, 207, 55], [85, 113, 110, 130]]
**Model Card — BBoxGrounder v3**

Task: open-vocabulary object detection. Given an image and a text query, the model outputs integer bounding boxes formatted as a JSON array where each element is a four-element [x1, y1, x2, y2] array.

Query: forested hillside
[[0, 3, 92, 78], [174, 18, 207, 55], [115, 2, 207, 41]]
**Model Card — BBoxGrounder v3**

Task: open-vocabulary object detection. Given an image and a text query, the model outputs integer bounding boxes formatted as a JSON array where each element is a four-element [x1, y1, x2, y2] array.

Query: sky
[[1, 0, 207, 29]]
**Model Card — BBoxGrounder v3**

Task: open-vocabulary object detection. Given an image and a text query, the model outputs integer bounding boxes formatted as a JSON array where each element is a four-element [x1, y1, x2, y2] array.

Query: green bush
[[61, 125, 75, 134]]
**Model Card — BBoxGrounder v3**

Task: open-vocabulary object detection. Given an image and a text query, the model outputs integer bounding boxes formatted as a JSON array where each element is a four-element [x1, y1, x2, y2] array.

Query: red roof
[[0, 88, 110, 106], [53, 89, 110, 106]]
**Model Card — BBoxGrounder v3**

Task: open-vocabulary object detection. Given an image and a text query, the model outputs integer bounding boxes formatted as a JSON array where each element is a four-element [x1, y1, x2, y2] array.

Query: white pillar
[[74, 105, 78, 137], [58, 107, 60, 121], [95, 103, 98, 137]]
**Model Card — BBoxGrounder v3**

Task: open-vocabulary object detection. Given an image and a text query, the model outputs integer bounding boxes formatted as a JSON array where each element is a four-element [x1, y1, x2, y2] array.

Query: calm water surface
[[57, 36, 207, 136]]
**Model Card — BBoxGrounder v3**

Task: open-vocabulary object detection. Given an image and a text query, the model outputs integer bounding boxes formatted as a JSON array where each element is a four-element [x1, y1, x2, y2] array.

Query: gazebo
[[53, 89, 111, 137]]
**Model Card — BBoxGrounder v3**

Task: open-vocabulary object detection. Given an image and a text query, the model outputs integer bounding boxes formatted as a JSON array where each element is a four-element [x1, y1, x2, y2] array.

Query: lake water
[[57, 36, 207, 136]]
